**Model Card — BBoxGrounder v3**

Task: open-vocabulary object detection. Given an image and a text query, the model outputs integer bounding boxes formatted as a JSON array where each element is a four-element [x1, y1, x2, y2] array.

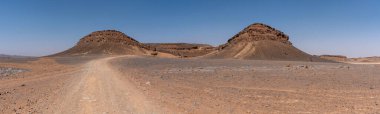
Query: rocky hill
[[203, 23, 327, 62], [53, 30, 150, 56]]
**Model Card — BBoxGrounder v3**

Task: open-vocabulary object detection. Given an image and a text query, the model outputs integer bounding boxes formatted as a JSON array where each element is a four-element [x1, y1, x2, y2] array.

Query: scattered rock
[[0, 67, 28, 77], [151, 52, 158, 56], [145, 81, 151, 85]]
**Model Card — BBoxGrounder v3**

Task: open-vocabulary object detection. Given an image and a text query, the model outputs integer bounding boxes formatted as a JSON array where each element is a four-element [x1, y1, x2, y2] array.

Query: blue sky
[[0, 0, 379, 57]]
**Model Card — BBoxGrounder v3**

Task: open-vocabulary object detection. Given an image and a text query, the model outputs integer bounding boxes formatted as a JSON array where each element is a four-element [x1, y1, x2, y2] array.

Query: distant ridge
[[319, 55, 347, 62], [144, 43, 215, 57], [0, 54, 34, 58]]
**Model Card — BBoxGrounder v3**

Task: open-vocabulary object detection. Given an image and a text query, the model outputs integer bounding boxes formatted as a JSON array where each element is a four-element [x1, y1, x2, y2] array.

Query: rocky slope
[[53, 30, 150, 56], [204, 23, 327, 62]]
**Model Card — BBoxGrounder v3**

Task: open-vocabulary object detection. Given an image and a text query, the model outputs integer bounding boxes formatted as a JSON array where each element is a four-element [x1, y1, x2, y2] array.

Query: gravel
[[0, 67, 28, 77]]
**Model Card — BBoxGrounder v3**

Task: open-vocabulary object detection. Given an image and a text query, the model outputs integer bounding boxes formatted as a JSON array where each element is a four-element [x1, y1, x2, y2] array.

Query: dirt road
[[49, 56, 159, 114]]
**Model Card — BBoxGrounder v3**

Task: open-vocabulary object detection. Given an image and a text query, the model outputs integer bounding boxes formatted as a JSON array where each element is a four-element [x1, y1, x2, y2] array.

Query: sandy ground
[[1, 56, 380, 113], [111, 57, 380, 113], [0, 58, 81, 113]]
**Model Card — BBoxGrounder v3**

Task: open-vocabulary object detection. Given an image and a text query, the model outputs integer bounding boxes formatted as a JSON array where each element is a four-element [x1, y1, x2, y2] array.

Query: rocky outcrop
[[77, 30, 142, 47], [226, 23, 291, 45]]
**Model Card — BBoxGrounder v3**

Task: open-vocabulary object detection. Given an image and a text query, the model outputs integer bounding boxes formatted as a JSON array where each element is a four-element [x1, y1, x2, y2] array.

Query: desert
[[1, 1, 380, 113], [1, 22, 380, 113]]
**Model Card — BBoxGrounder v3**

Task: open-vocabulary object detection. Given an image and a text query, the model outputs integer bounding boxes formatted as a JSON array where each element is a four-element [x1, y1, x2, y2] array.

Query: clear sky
[[0, 0, 379, 57]]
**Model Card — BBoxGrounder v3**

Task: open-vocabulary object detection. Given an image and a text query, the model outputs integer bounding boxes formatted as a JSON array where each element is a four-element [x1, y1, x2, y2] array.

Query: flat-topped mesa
[[227, 23, 291, 45], [77, 30, 142, 47]]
